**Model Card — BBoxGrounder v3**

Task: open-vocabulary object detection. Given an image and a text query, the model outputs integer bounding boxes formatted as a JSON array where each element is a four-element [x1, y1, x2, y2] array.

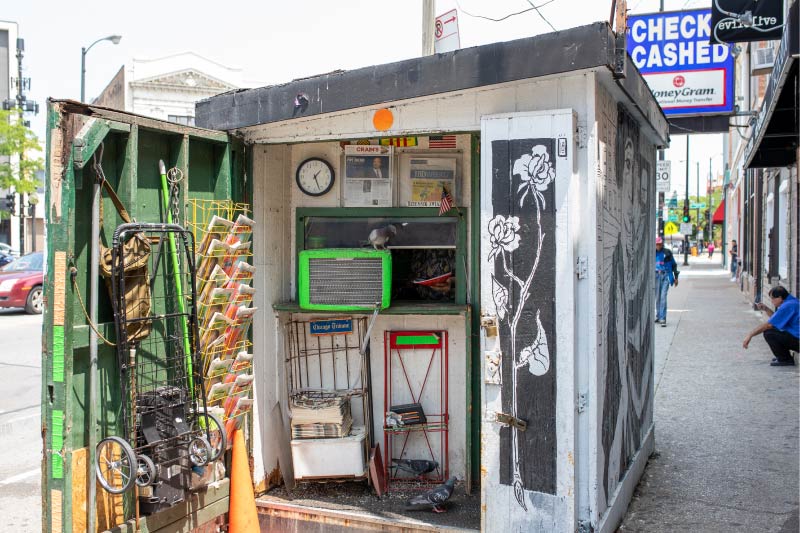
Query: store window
[[298, 209, 466, 305], [765, 192, 774, 275], [778, 177, 788, 279]]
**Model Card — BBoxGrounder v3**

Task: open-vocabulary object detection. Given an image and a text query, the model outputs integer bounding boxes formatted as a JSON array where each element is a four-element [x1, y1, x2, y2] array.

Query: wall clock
[[296, 157, 335, 197]]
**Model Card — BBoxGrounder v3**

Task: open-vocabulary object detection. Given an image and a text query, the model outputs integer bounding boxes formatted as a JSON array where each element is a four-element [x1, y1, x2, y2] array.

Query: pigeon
[[405, 476, 457, 513], [392, 458, 438, 478], [292, 93, 309, 117], [368, 224, 397, 250], [385, 411, 404, 428]]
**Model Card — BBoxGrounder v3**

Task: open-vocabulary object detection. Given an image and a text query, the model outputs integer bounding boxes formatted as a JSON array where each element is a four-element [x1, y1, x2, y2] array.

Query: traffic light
[[682, 204, 690, 223], [3, 193, 15, 214]]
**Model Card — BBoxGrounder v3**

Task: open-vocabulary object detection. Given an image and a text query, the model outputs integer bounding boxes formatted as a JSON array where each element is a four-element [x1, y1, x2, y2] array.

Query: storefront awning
[[744, 1, 799, 169], [712, 199, 725, 225]]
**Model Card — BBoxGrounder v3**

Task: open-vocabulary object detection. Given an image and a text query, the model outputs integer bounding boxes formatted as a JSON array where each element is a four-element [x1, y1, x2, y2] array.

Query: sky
[[4, 0, 722, 195]]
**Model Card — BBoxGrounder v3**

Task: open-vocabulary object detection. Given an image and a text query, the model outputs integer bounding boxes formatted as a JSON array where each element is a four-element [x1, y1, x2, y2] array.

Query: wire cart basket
[[95, 223, 225, 513]]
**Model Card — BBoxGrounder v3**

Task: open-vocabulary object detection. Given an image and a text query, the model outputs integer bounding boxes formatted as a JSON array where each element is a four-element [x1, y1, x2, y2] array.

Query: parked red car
[[0, 251, 44, 314]]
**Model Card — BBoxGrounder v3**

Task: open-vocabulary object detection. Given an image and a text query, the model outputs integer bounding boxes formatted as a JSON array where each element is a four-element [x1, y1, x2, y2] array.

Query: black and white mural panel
[[595, 96, 656, 515]]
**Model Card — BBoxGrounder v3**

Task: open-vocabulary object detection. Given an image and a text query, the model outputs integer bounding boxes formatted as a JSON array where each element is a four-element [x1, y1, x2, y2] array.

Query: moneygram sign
[[627, 9, 734, 116]]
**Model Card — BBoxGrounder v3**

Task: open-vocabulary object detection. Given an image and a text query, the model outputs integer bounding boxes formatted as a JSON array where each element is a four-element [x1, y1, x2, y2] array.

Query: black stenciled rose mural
[[490, 138, 557, 508]]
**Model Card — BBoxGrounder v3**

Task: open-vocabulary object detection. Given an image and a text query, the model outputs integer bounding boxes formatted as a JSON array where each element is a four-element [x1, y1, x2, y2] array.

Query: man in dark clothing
[[743, 286, 799, 366]]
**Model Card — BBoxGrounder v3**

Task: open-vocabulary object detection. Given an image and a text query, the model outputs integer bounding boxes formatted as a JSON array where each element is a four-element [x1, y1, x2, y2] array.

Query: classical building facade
[[94, 51, 242, 126]]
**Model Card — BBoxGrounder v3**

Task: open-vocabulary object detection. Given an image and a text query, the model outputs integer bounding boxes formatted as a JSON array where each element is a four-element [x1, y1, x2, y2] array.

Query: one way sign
[[435, 9, 460, 54]]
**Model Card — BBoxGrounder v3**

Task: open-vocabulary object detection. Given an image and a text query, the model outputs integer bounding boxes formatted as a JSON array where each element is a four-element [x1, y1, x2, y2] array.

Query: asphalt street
[[0, 308, 43, 533], [619, 255, 800, 532]]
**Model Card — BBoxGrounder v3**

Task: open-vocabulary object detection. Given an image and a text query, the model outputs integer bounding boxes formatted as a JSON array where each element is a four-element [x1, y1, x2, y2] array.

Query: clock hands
[[311, 169, 325, 190]]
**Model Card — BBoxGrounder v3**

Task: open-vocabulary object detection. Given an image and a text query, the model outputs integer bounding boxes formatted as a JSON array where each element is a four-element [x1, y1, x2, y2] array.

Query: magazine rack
[[383, 330, 449, 491], [285, 317, 372, 480]]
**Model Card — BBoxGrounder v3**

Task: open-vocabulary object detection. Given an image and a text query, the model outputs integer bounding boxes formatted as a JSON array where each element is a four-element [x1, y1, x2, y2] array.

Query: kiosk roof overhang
[[196, 22, 669, 146]]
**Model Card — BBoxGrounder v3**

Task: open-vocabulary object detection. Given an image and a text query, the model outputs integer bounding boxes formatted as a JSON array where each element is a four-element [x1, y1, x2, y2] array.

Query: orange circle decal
[[373, 108, 394, 131]]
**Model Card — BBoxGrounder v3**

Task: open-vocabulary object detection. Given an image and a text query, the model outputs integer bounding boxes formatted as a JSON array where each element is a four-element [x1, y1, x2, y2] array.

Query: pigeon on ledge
[[405, 476, 457, 513], [392, 458, 438, 478], [368, 224, 397, 250]]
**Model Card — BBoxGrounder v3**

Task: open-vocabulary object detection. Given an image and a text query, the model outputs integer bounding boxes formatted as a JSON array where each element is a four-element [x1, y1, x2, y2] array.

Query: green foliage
[[0, 109, 44, 197]]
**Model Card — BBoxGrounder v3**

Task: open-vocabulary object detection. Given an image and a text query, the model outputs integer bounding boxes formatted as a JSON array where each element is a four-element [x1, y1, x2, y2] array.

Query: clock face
[[296, 158, 335, 197]]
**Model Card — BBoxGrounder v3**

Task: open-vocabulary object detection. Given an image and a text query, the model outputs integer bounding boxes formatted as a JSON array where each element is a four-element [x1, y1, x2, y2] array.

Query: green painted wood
[[272, 301, 469, 315], [42, 102, 239, 533], [106, 479, 229, 533], [41, 100, 57, 533], [72, 119, 132, 170], [72, 119, 110, 170], [118, 125, 138, 221], [469, 132, 482, 491], [215, 142, 232, 199]]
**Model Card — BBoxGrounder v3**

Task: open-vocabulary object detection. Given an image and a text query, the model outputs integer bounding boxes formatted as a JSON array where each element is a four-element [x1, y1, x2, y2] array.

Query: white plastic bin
[[291, 426, 366, 479]]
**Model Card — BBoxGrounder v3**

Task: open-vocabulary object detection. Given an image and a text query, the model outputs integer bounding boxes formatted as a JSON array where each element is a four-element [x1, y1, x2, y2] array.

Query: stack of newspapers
[[290, 393, 353, 439]]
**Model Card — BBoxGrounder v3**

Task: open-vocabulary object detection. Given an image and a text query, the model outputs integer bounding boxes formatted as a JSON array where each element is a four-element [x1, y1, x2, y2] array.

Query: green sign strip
[[395, 334, 440, 346], [51, 410, 64, 479], [52, 326, 64, 383]]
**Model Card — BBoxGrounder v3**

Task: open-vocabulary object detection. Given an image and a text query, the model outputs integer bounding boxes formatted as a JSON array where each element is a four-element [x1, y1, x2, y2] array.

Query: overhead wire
[[455, 0, 556, 23], [526, 0, 557, 31]]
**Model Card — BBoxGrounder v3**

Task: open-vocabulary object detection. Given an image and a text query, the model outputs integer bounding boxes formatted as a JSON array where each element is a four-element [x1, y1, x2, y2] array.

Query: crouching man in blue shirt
[[743, 286, 799, 366]]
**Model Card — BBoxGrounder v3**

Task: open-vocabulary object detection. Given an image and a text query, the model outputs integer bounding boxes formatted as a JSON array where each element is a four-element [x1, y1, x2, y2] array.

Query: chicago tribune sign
[[627, 9, 735, 116], [711, 0, 784, 43]]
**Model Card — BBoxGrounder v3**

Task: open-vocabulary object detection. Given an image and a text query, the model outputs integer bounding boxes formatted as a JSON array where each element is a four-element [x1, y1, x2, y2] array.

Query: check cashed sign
[[627, 9, 735, 116]]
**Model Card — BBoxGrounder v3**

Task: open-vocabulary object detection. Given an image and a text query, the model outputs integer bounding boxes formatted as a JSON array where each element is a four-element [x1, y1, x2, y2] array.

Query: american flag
[[429, 135, 457, 149], [439, 186, 453, 216]]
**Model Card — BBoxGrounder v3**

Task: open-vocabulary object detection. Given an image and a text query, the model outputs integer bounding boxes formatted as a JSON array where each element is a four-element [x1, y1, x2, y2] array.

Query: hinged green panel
[[42, 100, 245, 533]]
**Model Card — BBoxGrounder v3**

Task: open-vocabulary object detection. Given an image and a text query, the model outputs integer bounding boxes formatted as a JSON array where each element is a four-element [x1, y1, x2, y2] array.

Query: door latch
[[495, 412, 527, 431]]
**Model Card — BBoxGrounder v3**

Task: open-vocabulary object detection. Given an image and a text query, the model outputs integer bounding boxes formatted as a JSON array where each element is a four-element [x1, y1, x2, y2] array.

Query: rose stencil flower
[[488, 215, 521, 261], [513, 145, 555, 207]]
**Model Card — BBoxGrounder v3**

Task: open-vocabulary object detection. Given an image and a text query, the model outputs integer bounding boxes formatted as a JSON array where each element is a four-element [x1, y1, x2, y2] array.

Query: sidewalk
[[619, 256, 799, 532]]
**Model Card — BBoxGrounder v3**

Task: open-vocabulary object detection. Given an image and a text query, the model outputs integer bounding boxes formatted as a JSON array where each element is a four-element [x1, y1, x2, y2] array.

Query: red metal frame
[[383, 330, 449, 491]]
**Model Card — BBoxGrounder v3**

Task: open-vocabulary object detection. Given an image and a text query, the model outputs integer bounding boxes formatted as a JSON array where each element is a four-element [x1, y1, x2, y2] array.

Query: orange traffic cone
[[229, 429, 259, 533]]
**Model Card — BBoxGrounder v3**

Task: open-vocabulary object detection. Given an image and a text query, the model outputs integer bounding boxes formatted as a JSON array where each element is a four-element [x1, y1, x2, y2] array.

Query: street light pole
[[80, 35, 122, 103], [684, 136, 690, 266]]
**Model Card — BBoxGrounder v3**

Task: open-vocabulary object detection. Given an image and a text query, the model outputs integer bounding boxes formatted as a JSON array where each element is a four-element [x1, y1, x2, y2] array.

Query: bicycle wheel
[[194, 412, 226, 462], [96, 436, 136, 494]]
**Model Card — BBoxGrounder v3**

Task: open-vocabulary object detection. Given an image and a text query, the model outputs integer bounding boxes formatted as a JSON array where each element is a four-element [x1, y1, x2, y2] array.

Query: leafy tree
[[0, 109, 44, 217]]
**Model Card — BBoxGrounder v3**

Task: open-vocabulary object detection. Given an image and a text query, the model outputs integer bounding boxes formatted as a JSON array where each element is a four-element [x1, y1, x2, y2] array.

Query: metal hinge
[[577, 392, 588, 413], [576, 256, 588, 279], [576, 125, 588, 149], [495, 412, 527, 431]]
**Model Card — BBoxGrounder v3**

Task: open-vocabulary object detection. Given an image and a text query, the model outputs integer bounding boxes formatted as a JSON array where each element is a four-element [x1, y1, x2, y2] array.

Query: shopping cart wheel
[[135, 454, 157, 487], [95, 436, 136, 494], [194, 412, 226, 461], [188, 435, 213, 467]]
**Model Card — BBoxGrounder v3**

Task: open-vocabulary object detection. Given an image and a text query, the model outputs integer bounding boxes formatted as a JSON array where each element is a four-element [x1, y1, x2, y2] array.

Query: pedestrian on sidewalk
[[655, 236, 679, 327], [742, 286, 799, 366], [707, 241, 715, 259], [730, 239, 739, 281]]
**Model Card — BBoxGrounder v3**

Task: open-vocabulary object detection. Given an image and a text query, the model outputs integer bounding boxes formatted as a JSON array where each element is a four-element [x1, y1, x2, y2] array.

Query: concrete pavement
[[0, 309, 43, 533], [619, 256, 799, 532]]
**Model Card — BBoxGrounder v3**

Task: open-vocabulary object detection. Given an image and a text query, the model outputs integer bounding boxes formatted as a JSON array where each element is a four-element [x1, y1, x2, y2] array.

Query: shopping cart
[[94, 223, 225, 511]]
